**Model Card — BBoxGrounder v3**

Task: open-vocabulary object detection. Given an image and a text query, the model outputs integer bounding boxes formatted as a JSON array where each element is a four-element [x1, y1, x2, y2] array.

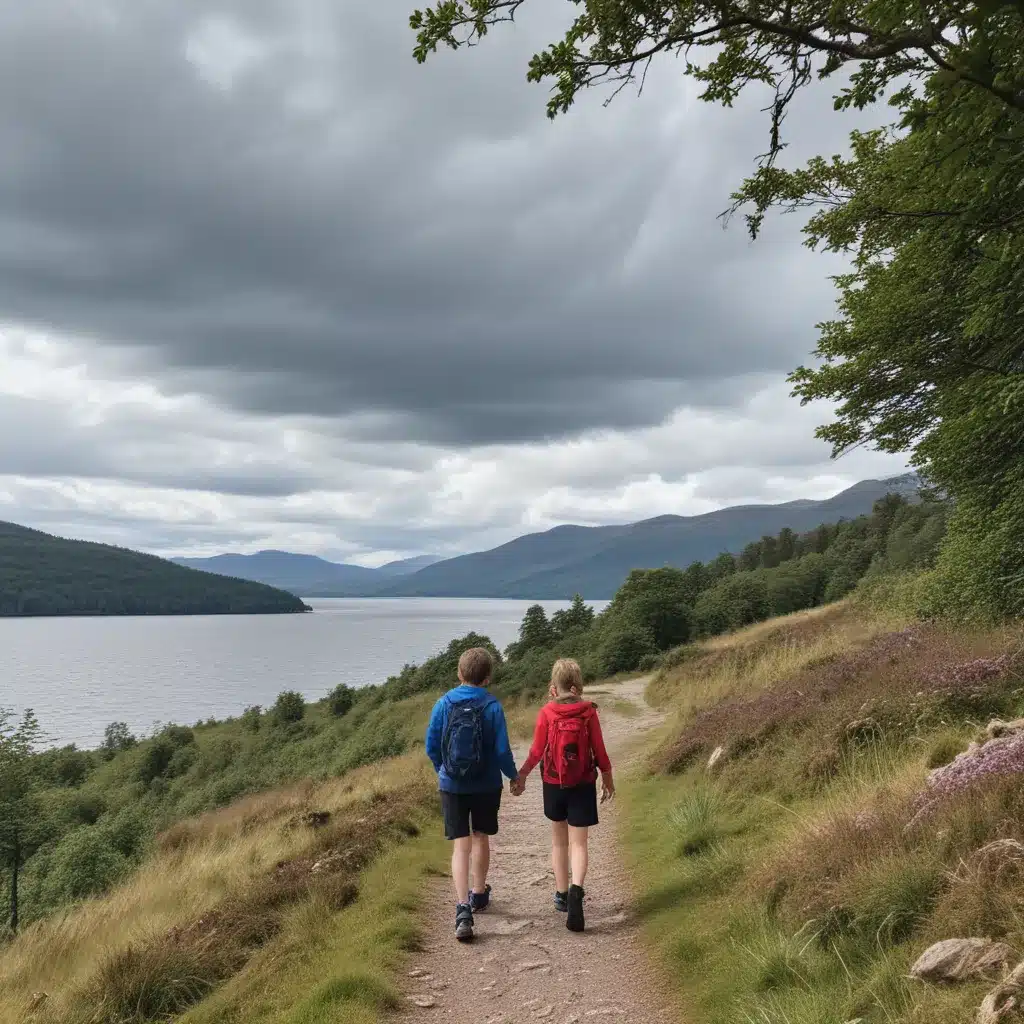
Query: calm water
[[0, 598, 607, 749]]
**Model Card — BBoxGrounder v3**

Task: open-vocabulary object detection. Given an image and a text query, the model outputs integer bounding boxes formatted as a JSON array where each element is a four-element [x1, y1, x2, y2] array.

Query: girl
[[513, 658, 615, 932]]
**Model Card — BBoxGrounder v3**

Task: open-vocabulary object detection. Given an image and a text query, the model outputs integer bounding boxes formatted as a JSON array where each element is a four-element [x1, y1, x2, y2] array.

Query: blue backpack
[[441, 695, 489, 781]]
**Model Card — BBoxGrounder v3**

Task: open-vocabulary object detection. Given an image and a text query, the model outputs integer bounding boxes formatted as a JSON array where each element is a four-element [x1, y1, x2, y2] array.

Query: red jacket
[[520, 700, 613, 786]]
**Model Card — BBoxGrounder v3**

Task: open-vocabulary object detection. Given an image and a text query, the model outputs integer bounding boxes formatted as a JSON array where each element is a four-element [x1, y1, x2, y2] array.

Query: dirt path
[[399, 678, 675, 1024]]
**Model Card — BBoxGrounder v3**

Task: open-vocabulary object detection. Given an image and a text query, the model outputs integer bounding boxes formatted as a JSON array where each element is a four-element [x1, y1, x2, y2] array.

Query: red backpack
[[546, 704, 596, 789]]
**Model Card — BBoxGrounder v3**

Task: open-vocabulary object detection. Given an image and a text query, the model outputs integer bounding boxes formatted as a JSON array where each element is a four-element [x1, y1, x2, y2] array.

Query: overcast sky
[[0, 0, 907, 566]]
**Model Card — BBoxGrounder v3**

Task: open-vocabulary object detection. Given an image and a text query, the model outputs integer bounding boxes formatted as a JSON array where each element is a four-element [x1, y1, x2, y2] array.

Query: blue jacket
[[425, 685, 518, 794]]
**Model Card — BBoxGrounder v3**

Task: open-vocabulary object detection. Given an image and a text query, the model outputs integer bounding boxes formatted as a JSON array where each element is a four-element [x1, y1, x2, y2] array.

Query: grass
[[0, 755, 441, 1024], [620, 602, 1024, 1024]]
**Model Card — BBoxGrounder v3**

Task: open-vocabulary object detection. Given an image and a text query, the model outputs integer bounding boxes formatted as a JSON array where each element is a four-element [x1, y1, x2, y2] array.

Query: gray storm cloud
[[0, 0, 908, 558]]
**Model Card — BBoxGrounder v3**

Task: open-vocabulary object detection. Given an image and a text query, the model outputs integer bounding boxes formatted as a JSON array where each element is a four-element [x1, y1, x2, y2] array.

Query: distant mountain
[[379, 474, 923, 599], [171, 550, 443, 595], [171, 550, 383, 597], [169, 474, 921, 600], [0, 522, 310, 617], [376, 554, 443, 576]]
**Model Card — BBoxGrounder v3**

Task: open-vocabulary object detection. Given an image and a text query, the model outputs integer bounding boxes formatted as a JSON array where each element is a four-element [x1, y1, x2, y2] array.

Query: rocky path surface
[[399, 678, 675, 1024]]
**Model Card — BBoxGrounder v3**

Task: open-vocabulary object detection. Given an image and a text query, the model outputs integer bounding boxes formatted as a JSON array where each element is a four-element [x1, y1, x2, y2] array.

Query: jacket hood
[[547, 699, 595, 718]]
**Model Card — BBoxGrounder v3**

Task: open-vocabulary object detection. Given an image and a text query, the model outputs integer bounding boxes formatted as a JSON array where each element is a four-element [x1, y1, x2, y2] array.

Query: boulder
[[910, 939, 1015, 984], [978, 961, 1024, 1024], [986, 719, 1024, 740]]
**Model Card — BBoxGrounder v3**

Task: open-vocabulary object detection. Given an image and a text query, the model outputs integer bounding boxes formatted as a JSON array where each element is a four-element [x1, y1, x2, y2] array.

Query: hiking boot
[[455, 903, 474, 942], [553, 890, 568, 913], [470, 884, 492, 912], [566, 884, 585, 933]]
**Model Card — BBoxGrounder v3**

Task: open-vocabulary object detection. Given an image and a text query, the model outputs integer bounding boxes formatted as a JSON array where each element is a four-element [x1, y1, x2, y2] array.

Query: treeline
[[0, 492, 945, 936], [0, 521, 309, 616]]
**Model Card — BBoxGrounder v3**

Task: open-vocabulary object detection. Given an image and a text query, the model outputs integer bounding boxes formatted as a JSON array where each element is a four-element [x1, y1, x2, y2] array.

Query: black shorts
[[440, 789, 502, 840], [542, 780, 599, 828]]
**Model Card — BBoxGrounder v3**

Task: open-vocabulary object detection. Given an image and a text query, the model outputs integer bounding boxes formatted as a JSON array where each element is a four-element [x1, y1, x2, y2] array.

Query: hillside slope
[[383, 474, 922, 598], [623, 604, 1024, 1024], [0, 522, 309, 616]]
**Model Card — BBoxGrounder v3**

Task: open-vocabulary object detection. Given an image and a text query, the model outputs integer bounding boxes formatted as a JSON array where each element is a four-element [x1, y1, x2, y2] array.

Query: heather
[[622, 605, 1024, 1024]]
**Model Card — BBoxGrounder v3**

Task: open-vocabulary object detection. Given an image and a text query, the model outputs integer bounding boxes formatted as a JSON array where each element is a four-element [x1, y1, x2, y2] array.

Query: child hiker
[[425, 646, 519, 942], [512, 657, 614, 933]]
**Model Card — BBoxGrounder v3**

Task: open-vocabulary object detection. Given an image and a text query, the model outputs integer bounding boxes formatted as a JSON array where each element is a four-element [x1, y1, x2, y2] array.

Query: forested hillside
[[379, 474, 922, 598], [0, 522, 310, 616]]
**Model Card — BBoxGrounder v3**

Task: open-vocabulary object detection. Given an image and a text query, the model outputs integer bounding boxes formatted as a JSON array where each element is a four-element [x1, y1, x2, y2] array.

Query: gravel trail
[[399, 678, 675, 1024]]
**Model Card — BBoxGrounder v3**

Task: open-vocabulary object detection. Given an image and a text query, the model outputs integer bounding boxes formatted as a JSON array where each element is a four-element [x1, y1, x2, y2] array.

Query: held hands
[[509, 774, 526, 797]]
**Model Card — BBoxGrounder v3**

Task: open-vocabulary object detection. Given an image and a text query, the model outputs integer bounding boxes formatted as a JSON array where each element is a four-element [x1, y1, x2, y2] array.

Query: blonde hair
[[458, 647, 493, 686], [550, 657, 583, 695]]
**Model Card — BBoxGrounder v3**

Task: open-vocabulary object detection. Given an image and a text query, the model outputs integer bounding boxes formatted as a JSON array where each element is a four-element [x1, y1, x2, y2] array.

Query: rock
[[406, 994, 436, 1008], [518, 960, 549, 972], [986, 718, 1024, 740], [707, 746, 725, 770], [534, 1006, 555, 1018], [910, 939, 1015, 984], [978, 961, 1024, 1024]]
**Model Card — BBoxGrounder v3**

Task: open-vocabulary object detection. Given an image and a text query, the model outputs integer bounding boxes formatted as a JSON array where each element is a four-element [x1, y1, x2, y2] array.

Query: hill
[[381, 473, 923, 598], [172, 550, 441, 596], [172, 475, 921, 599], [0, 522, 310, 616]]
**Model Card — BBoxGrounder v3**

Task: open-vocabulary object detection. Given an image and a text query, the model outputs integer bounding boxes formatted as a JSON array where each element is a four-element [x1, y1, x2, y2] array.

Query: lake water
[[0, 598, 607, 749]]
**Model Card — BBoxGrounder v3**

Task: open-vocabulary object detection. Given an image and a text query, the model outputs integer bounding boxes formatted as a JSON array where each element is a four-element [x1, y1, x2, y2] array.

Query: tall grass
[[621, 604, 1024, 1024], [0, 756, 438, 1024]]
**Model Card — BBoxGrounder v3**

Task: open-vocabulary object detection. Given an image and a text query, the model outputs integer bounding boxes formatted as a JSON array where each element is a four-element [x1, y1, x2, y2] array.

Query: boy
[[425, 646, 519, 942], [513, 658, 614, 933]]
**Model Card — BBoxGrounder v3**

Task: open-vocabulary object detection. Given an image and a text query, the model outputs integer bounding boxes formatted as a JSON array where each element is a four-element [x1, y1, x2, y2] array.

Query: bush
[[240, 705, 262, 732], [43, 826, 130, 904], [328, 684, 356, 718], [101, 721, 137, 761], [272, 690, 306, 725], [599, 621, 656, 675], [605, 567, 695, 651], [138, 737, 176, 784]]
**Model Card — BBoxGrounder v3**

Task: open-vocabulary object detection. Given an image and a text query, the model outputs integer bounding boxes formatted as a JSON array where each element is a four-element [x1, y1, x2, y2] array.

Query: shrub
[[101, 721, 137, 760], [138, 737, 176, 784], [240, 705, 262, 732], [43, 826, 130, 904], [272, 690, 306, 725], [599, 621, 656, 675], [328, 684, 356, 718]]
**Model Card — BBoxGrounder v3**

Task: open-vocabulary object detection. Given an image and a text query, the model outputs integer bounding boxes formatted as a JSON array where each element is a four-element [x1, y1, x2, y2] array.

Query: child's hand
[[600, 774, 615, 803], [510, 776, 526, 796]]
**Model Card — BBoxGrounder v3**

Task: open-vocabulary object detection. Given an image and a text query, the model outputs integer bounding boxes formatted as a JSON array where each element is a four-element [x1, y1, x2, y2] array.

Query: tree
[[0, 708, 43, 932], [410, 1, 1024, 167], [605, 567, 694, 651], [551, 594, 595, 639], [777, 527, 796, 563], [327, 684, 356, 718], [101, 722, 137, 761], [517, 604, 555, 653], [272, 691, 306, 725], [598, 621, 657, 675], [408, 0, 1024, 621]]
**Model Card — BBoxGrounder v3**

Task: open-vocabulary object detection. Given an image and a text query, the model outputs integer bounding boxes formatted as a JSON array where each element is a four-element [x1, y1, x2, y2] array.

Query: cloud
[[0, 1, 907, 560]]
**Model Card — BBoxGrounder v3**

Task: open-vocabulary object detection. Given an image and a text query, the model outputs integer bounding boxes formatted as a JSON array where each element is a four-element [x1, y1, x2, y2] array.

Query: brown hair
[[458, 647, 493, 686], [550, 657, 584, 695]]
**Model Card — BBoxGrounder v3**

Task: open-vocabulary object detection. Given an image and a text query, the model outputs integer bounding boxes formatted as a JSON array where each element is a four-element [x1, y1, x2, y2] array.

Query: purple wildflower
[[908, 730, 1024, 828]]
